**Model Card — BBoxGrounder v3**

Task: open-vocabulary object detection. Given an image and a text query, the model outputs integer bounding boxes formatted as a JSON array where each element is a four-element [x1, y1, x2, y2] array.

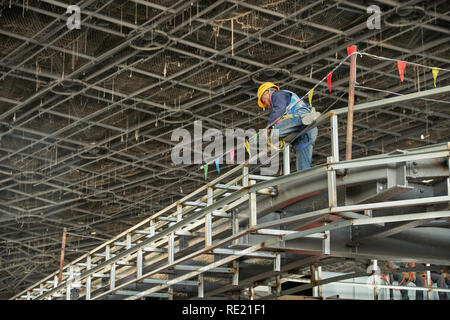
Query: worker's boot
[[301, 107, 321, 125]]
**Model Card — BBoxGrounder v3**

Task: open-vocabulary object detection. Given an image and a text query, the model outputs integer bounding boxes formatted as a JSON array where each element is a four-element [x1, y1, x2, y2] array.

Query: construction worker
[[387, 262, 425, 300], [257, 82, 320, 172]]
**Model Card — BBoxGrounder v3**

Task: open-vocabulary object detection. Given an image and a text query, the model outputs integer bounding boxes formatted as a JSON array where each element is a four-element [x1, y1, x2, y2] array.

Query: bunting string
[[200, 49, 449, 175], [359, 52, 450, 73], [354, 85, 450, 105]]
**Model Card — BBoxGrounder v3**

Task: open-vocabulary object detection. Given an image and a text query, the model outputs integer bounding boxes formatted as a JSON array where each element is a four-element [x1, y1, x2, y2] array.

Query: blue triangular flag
[[215, 158, 220, 175]]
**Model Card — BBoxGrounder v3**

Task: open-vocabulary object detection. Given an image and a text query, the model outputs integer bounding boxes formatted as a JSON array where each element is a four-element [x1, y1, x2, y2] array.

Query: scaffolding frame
[[12, 86, 450, 301]]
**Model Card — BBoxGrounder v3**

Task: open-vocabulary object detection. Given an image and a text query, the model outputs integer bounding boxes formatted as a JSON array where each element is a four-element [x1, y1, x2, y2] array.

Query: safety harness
[[279, 90, 315, 151]]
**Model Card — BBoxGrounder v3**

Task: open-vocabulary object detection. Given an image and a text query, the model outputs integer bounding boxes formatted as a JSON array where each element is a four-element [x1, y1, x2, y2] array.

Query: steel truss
[[12, 86, 450, 300]]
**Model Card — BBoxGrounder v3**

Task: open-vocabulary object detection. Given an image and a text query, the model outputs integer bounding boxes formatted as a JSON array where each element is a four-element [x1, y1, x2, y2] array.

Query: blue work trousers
[[272, 105, 318, 171]]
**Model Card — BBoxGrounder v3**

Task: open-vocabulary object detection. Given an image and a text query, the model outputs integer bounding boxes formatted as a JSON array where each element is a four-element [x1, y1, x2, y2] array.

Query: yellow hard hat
[[257, 82, 280, 108]]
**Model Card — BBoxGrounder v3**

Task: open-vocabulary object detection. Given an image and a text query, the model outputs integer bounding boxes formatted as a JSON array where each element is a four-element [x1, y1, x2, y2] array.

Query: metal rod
[[249, 180, 257, 227], [198, 274, 204, 298], [57, 228, 67, 285], [330, 113, 339, 162], [86, 256, 91, 300], [283, 145, 290, 175], [232, 261, 239, 286], [327, 157, 337, 208], [205, 187, 213, 247], [346, 46, 357, 160]]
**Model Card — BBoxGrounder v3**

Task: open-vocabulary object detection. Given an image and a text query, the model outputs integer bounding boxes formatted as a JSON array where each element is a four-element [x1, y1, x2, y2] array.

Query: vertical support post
[[249, 180, 257, 227], [126, 233, 131, 249], [232, 261, 239, 286], [426, 263, 431, 300], [311, 264, 318, 298], [110, 264, 116, 290], [373, 259, 379, 300], [346, 45, 357, 160], [330, 113, 339, 162], [26, 290, 31, 300], [106, 245, 115, 290], [168, 232, 174, 264], [283, 144, 290, 175], [54, 275, 58, 288], [327, 157, 337, 208], [57, 227, 67, 284], [447, 176, 450, 198], [66, 266, 72, 300], [168, 286, 173, 300], [177, 204, 183, 222], [232, 211, 239, 245], [39, 283, 44, 296], [317, 266, 323, 299], [150, 220, 155, 236], [243, 165, 249, 243], [274, 253, 281, 272], [276, 275, 281, 297], [242, 165, 249, 187], [86, 256, 91, 300], [205, 187, 213, 247], [323, 223, 330, 255], [198, 274, 204, 298], [249, 284, 255, 300], [137, 249, 143, 278]]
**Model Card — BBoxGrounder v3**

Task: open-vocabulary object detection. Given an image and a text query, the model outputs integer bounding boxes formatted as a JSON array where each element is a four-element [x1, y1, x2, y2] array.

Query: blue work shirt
[[267, 90, 292, 126]]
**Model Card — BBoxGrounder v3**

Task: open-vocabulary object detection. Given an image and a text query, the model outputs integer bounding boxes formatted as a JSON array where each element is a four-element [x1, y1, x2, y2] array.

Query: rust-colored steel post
[[346, 46, 357, 160], [57, 227, 67, 284]]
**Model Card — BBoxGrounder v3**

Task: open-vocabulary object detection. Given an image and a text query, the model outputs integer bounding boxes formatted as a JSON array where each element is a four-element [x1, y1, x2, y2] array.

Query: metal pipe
[[346, 46, 357, 160], [283, 145, 291, 176], [57, 228, 67, 285]]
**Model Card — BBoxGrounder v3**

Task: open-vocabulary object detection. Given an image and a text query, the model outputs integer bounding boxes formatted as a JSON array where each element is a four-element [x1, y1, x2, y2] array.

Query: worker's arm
[[266, 91, 291, 126]]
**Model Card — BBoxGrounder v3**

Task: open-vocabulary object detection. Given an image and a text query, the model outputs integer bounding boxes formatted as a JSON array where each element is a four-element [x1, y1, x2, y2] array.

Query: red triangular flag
[[327, 72, 333, 93], [397, 61, 407, 82], [347, 46, 356, 56]]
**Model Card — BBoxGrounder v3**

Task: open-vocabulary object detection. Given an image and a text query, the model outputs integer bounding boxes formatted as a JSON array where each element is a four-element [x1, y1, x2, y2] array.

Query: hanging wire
[[359, 52, 450, 73]]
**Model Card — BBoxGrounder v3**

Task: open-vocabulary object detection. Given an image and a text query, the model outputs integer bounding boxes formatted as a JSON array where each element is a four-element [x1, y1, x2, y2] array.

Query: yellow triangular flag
[[432, 68, 440, 87], [244, 140, 251, 156], [308, 89, 314, 107]]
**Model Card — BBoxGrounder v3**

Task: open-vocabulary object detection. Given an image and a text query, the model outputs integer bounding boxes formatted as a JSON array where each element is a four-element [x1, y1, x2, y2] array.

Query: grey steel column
[[249, 180, 257, 227], [205, 187, 213, 247], [327, 157, 337, 208], [283, 144, 290, 175], [177, 204, 183, 222], [86, 256, 91, 300], [198, 274, 204, 298], [150, 220, 155, 236], [137, 249, 143, 278], [426, 263, 431, 300], [330, 113, 339, 162], [168, 232, 174, 264], [323, 223, 330, 255], [373, 259, 379, 300], [317, 266, 323, 298], [232, 260, 239, 286]]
